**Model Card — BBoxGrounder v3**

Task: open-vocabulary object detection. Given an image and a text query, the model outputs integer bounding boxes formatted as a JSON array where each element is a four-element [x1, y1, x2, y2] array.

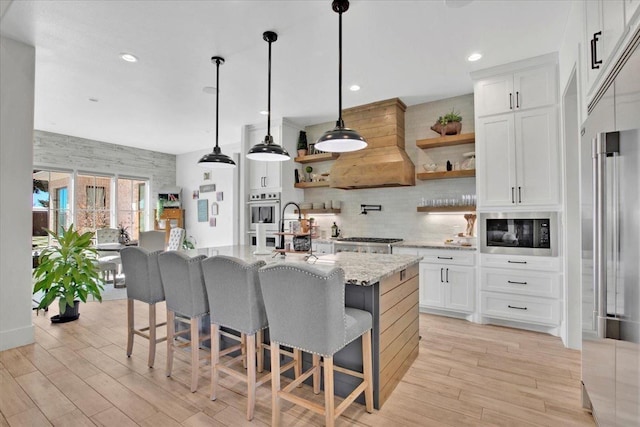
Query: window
[[117, 177, 146, 240], [32, 170, 72, 248], [76, 174, 112, 233]]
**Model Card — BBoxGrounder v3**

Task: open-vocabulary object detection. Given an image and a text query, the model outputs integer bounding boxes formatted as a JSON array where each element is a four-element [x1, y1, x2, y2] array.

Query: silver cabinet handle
[[264, 176, 268, 187], [507, 280, 528, 285], [508, 305, 528, 310]]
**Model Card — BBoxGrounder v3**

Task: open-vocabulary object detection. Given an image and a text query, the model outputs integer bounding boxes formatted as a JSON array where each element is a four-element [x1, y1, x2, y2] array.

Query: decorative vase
[[297, 149, 307, 157], [52, 300, 80, 323], [430, 121, 462, 136]]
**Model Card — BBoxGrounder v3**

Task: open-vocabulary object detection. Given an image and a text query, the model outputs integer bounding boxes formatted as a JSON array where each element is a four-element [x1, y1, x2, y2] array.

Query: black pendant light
[[198, 56, 236, 168], [246, 31, 290, 161], [315, 0, 367, 153]]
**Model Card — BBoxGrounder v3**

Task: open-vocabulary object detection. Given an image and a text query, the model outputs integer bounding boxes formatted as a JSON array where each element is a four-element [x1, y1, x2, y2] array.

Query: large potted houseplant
[[33, 224, 103, 323]]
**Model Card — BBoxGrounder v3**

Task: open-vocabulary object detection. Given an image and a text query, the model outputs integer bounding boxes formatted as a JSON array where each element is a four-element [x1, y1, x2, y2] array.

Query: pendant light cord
[[215, 58, 220, 150], [267, 35, 272, 139], [338, 7, 343, 126]]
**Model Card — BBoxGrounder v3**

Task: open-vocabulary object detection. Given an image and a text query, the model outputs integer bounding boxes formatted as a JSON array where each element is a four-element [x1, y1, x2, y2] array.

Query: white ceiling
[[0, 0, 571, 155]]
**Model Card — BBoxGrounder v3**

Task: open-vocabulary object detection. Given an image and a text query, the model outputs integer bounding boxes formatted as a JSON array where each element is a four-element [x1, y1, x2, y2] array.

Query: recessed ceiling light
[[89, 98, 99, 102], [120, 53, 138, 62], [202, 86, 217, 94], [349, 84, 361, 91], [467, 53, 482, 62], [259, 110, 268, 115]]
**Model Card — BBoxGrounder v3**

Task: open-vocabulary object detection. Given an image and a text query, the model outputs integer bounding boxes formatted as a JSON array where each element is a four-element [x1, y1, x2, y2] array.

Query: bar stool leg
[[323, 356, 335, 427], [126, 299, 134, 357], [190, 318, 199, 392], [256, 329, 264, 373], [241, 333, 247, 369], [312, 354, 321, 394], [270, 342, 281, 426], [148, 303, 156, 368], [210, 324, 220, 401], [294, 348, 302, 387], [166, 311, 175, 377], [246, 333, 257, 420], [362, 330, 374, 412]]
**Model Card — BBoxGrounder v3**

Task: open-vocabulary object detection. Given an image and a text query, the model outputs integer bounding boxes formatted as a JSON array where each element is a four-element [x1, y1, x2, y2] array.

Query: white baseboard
[[0, 324, 35, 351]]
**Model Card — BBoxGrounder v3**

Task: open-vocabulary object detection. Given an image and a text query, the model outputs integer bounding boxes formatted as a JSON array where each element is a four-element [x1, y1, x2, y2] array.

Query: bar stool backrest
[[202, 256, 267, 334], [259, 263, 346, 357], [139, 230, 166, 252], [166, 227, 185, 251], [121, 247, 164, 303], [158, 251, 208, 318], [96, 228, 119, 244]]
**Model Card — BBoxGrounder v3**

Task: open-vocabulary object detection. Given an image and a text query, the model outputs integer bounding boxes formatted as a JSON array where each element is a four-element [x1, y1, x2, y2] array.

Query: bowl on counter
[[423, 163, 438, 172]]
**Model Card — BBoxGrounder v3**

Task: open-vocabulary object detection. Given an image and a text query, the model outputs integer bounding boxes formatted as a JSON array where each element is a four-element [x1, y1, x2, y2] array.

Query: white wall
[[176, 146, 239, 248], [301, 94, 477, 242], [0, 36, 36, 351]]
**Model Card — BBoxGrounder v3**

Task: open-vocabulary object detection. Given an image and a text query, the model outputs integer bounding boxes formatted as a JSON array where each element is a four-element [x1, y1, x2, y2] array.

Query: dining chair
[[95, 227, 122, 277], [259, 263, 374, 427], [120, 246, 167, 368], [158, 251, 209, 392]]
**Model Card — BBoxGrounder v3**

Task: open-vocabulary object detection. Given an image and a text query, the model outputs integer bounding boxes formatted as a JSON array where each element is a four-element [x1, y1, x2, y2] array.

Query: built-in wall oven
[[247, 192, 280, 247], [479, 212, 558, 257]]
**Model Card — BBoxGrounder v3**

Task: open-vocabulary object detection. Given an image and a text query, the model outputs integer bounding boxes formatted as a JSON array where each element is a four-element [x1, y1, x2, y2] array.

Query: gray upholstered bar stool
[[201, 256, 274, 420], [259, 264, 374, 427], [158, 251, 209, 392], [120, 247, 167, 368]]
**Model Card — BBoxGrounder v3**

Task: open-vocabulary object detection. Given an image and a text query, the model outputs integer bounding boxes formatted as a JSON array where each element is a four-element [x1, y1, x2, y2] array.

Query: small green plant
[[297, 131, 308, 150], [33, 224, 103, 313], [118, 223, 130, 244], [183, 235, 196, 250], [438, 109, 462, 125], [305, 166, 313, 174]]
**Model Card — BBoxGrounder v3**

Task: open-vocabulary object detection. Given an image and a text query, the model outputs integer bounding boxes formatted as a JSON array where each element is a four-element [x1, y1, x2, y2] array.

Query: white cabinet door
[[602, 0, 626, 64], [514, 106, 559, 206], [419, 263, 445, 308], [626, 0, 640, 26], [474, 74, 514, 117], [476, 114, 517, 208], [585, 0, 603, 92], [444, 266, 475, 313], [247, 126, 282, 191], [263, 161, 281, 190], [513, 65, 556, 111], [249, 161, 267, 190]]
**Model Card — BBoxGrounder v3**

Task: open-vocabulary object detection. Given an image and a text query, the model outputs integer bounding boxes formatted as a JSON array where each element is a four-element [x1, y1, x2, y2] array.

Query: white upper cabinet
[[474, 64, 556, 117], [626, 0, 640, 26], [473, 55, 560, 210], [585, 0, 627, 96], [247, 126, 282, 191]]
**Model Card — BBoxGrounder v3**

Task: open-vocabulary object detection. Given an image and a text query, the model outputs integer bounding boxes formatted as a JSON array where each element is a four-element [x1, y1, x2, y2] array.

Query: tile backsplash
[[298, 93, 477, 243]]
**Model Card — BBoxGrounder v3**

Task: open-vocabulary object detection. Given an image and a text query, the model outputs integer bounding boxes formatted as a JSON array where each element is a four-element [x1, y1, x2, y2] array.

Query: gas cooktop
[[336, 237, 403, 244]]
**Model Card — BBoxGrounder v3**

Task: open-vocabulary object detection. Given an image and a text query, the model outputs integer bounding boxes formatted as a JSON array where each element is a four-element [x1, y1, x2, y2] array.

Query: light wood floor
[[1, 300, 595, 426]]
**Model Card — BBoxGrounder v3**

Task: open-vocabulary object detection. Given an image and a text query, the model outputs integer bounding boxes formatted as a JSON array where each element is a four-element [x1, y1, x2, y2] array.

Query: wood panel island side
[[194, 246, 421, 409]]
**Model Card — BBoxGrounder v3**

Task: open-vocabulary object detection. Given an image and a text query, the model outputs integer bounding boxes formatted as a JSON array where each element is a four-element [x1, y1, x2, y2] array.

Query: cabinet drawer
[[481, 269, 560, 298], [417, 249, 476, 266], [480, 253, 560, 271], [481, 292, 560, 326]]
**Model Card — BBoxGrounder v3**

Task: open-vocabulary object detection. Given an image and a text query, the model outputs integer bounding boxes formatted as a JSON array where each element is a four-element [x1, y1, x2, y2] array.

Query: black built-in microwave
[[479, 212, 558, 257]]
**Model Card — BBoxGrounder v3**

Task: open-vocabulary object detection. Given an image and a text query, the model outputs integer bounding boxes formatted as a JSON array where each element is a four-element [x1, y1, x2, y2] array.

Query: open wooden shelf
[[417, 169, 475, 180], [294, 181, 330, 189], [294, 153, 340, 163], [295, 209, 341, 215], [416, 132, 475, 149], [417, 205, 476, 213]]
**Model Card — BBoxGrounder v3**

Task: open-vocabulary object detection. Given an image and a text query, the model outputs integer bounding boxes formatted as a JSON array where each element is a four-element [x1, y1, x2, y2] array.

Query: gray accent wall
[[33, 130, 177, 230]]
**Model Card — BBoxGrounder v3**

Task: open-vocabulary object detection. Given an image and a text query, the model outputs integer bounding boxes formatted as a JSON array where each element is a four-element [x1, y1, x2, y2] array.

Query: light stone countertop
[[393, 241, 477, 251], [191, 245, 422, 287]]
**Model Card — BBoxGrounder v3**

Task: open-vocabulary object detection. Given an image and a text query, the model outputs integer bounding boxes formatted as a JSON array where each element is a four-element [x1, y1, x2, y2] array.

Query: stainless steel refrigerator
[[581, 35, 640, 427]]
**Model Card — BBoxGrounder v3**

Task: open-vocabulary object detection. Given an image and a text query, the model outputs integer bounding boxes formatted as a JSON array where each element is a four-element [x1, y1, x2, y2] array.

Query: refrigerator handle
[[594, 132, 620, 339]]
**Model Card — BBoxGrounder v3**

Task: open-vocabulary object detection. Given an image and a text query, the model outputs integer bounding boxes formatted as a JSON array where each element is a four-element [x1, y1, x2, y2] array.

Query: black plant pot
[[51, 300, 80, 323]]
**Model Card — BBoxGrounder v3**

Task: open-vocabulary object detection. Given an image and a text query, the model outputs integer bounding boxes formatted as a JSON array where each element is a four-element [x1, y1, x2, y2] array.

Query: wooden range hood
[[330, 98, 415, 189]]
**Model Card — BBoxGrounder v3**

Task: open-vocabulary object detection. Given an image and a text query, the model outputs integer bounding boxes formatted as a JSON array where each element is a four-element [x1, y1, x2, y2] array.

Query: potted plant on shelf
[[297, 131, 308, 157], [431, 109, 462, 136], [33, 224, 103, 323]]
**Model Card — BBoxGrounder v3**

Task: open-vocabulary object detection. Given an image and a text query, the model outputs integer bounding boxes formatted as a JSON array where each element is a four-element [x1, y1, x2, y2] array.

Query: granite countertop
[[191, 245, 422, 286], [393, 241, 477, 251]]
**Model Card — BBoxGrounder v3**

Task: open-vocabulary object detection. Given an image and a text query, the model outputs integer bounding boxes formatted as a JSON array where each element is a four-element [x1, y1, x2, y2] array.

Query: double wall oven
[[247, 191, 280, 247], [479, 212, 558, 257]]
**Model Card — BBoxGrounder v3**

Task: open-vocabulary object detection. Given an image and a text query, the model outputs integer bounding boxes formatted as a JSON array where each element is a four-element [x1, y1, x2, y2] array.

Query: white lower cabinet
[[479, 254, 562, 328], [312, 242, 333, 254], [418, 249, 475, 314]]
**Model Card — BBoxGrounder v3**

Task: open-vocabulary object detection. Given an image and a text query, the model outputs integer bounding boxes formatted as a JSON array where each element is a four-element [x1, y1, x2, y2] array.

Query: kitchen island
[[193, 246, 421, 409]]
